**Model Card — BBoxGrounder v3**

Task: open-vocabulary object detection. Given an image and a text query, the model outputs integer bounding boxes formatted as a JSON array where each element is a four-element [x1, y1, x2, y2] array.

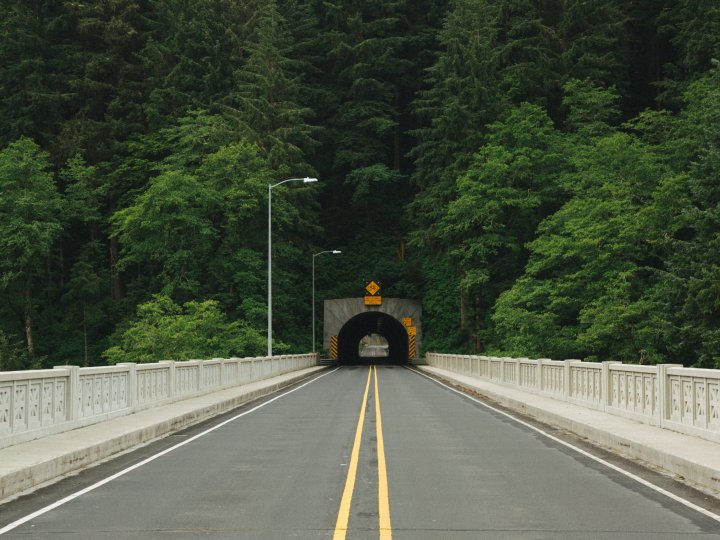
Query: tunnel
[[337, 311, 409, 364]]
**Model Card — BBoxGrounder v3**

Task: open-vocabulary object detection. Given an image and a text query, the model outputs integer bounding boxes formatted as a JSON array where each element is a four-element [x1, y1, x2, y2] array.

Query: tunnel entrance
[[337, 311, 409, 364], [324, 298, 421, 362]]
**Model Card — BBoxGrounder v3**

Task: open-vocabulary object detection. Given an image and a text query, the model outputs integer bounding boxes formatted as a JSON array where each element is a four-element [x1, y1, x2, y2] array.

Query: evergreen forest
[[1, 0, 719, 370]]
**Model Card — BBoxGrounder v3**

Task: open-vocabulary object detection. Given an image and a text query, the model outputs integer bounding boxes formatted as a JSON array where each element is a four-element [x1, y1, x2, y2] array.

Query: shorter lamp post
[[268, 177, 318, 357], [312, 250, 341, 353]]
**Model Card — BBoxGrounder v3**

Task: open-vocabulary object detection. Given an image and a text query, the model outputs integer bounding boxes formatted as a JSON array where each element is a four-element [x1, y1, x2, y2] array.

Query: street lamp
[[312, 250, 342, 353], [268, 177, 318, 357]]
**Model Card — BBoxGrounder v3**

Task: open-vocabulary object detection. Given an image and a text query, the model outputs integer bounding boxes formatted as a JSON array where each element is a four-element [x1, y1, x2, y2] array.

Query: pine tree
[[226, 0, 316, 172], [409, 0, 503, 239], [0, 1, 76, 150], [311, 0, 409, 173], [59, 0, 152, 164], [559, 0, 629, 89]]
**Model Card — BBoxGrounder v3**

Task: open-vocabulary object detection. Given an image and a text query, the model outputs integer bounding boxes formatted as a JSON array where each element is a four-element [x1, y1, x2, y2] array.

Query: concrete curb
[[418, 366, 720, 497], [0, 367, 327, 503]]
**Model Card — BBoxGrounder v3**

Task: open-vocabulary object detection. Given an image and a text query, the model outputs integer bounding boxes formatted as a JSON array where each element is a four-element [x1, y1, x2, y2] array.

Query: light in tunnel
[[359, 334, 389, 358]]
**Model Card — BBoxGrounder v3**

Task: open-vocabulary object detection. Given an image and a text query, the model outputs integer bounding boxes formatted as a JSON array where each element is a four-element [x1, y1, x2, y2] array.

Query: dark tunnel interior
[[337, 311, 409, 364]]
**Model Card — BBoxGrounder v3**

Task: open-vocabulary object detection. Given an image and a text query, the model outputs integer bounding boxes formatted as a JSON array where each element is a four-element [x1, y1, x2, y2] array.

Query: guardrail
[[426, 353, 720, 444], [0, 354, 317, 450]]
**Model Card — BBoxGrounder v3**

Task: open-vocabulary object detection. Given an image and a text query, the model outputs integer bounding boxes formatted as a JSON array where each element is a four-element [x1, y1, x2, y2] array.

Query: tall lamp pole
[[268, 177, 318, 357], [312, 250, 341, 353]]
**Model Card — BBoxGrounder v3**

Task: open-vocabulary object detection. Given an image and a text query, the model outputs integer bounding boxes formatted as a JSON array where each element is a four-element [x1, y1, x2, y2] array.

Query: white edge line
[[408, 366, 720, 525], [0, 368, 340, 536]]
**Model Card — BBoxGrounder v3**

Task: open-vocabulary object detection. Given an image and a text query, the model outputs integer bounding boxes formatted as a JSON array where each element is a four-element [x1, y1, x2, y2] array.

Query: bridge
[[1, 353, 720, 537]]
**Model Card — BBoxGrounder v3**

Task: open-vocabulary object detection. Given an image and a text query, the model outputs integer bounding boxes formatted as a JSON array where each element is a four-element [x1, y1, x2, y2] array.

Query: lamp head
[[332, 250, 342, 254], [303, 177, 318, 183]]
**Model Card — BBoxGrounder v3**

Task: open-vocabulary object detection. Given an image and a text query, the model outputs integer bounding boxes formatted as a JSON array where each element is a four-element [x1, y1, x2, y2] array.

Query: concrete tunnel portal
[[323, 298, 422, 365]]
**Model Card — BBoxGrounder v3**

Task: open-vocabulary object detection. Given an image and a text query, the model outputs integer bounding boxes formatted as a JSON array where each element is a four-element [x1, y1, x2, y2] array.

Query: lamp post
[[312, 250, 341, 353], [268, 177, 318, 357]]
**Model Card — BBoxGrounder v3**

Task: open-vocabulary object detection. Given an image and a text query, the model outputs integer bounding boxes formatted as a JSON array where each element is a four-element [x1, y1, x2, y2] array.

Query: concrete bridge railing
[[426, 353, 720, 444], [0, 354, 317, 450]]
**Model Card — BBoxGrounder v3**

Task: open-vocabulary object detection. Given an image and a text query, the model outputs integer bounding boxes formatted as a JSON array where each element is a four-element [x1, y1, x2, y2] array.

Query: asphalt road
[[1, 365, 719, 539]]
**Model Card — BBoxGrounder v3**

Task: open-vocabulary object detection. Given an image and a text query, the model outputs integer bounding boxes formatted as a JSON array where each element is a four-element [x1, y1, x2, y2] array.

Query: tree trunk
[[460, 274, 467, 331], [473, 295, 481, 352], [24, 284, 34, 357], [109, 237, 122, 300], [59, 243, 64, 288], [393, 126, 401, 171], [83, 304, 88, 367]]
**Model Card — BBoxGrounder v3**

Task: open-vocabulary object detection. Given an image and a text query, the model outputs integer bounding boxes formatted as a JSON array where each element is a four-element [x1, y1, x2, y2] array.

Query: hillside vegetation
[[1, 0, 719, 368]]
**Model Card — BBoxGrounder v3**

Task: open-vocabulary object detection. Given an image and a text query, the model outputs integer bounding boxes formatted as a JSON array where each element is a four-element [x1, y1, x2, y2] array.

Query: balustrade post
[[564, 360, 572, 400], [117, 363, 137, 410], [601, 361, 613, 412], [656, 364, 681, 428], [54, 365, 79, 422], [197, 361, 204, 393], [219, 359, 226, 388], [535, 358, 543, 391], [160, 361, 176, 399]]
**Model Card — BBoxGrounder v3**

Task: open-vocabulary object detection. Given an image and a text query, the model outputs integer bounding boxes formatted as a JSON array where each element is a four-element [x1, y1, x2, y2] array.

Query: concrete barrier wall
[[426, 353, 720, 444], [0, 354, 317, 450]]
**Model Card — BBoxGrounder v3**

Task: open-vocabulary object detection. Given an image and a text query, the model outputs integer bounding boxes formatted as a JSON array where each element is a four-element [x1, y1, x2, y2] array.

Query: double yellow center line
[[333, 366, 392, 540]]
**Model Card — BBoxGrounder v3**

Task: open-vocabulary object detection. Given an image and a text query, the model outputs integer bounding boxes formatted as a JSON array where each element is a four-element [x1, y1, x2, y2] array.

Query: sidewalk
[[0, 366, 326, 503], [419, 365, 720, 497]]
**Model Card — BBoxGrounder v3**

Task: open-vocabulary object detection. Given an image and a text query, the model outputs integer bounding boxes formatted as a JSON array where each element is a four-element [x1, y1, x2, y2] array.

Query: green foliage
[[562, 79, 620, 137], [0, 1, 75, 149], [2, 1, 720, 370], [559, 0, 629, 88], [103, 295, 266, 364], [410, 0, 501, 225], [227, 1, 316, 170], [436, 103, 566, 349], [418, 255, 466, 353], [314, 0, 408, 171], [0, 138, 63, 273], [650, 66, 720, 367], [0, 330, 32, 371], [112, 168, 218, 298], [492, 133, 674, 361], [0, 138, 63, 359]]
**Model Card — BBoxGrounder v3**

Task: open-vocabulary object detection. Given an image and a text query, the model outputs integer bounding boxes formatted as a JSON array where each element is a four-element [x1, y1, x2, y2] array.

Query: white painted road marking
[[409, 366, 720, 525], [0, 368, 339, 536]]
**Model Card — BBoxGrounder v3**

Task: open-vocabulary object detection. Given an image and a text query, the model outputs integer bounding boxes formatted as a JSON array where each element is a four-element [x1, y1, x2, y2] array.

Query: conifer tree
[[559, 0, 629, 89], [60, 0, 152, 163], [0, 1, 75, 149], [227, 0, 316, 172]]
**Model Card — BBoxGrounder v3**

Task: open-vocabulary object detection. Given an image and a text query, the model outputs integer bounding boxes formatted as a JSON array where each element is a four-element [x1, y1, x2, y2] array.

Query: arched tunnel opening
[[337, 311, 409, 364]]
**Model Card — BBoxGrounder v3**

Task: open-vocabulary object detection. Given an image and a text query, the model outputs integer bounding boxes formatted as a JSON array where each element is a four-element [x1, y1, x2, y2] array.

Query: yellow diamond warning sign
[[365, 280, 381, 296]]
